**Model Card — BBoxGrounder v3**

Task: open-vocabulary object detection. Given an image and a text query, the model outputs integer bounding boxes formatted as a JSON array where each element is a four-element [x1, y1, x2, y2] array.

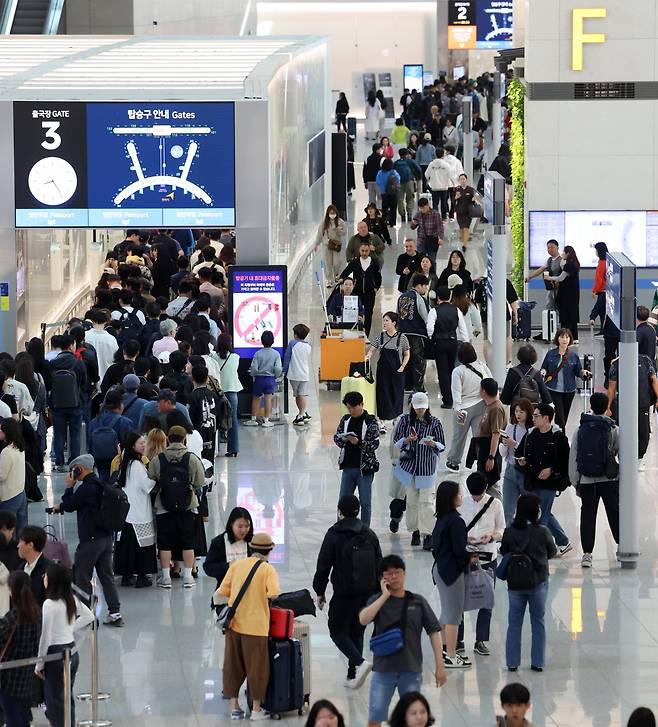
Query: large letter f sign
[[572, 8, 607, 71]]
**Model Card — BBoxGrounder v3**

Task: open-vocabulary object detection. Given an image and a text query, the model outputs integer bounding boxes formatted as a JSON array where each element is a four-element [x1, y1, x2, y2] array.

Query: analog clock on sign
[[27, 156, 78, 206]]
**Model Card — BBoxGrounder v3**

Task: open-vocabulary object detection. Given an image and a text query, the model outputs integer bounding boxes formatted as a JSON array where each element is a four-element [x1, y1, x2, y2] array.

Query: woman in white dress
[[364, 90, 382, 141]]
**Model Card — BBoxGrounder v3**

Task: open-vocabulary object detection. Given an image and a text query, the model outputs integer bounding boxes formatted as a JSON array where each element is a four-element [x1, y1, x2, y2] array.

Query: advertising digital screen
[[448, 0, 513, 50], [228, 266, 288, 360], [605, 253, 636, 331], [403, 65, 424, 93], [308, 130, 325, 188], [14, 101, 236, 228], [237, 484, 286, 566], [529, 210, 658, 269]]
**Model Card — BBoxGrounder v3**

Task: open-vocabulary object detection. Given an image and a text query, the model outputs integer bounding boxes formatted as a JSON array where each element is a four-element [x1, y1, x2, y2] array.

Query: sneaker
[[558, 543, 573, 557], [531, 665, 543, 672], [389, 519, 400, 534], [343, 676, 357, 688], [445, 461, 459, 472], [379, 424, 387, 434], [581, 553, 593, 568], [302, 413, 311, 421], [292, 415, 305, 426], [243, 419, 259, 427], [250, 710, 269, 722], [351, 660, 372, 688], [157, 576, 172, 589], [411, 531, 421, 547], [444, 653, 472, 668], [456, 641, 465, 656], [440, 403, 453, 409], [103, 614, 123, 627], [508, 666, 518, 672], [474, 641, 490, 656], [422, 535, 432, 551], [231, 709, 246, 720], [135, 576, 152, 588], [261, 420, 275, 428], [183, 575, 196, 589]]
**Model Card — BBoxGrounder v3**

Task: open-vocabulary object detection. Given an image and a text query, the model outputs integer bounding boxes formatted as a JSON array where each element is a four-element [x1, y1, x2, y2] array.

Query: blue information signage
[[476, 0, 513, 49], [14, 101, 236, 228], [606, 252, 636, 331]]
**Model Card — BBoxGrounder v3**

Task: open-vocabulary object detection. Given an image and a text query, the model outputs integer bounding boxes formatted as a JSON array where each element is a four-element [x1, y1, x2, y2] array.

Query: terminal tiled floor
[[32, 149, 658, 727]]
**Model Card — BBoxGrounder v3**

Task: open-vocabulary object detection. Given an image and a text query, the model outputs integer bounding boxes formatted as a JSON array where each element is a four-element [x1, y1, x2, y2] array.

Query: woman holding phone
[[499, 398, 534, 524]]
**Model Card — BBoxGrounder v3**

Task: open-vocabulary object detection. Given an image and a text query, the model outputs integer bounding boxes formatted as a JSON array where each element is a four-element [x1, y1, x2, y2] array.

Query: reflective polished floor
[[32, 141, 658, 727]]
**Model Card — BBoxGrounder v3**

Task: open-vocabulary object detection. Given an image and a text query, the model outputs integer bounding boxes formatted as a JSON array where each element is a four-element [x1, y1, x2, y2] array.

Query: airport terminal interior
[[0, 1, 656, 727]]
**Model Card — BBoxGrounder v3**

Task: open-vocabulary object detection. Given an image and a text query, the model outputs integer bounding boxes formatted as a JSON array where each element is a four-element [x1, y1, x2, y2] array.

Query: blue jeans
[[226, 392, 239, 454], [52, 407, 83, 467], [503, 464, 525, 524], [0, 688, 31, 727], [339, 469, 374, 526], [368, 670, 422, 723], [505, 580, 548, 669], [0, 491, 27, 539], [535, 489, 569, 547]]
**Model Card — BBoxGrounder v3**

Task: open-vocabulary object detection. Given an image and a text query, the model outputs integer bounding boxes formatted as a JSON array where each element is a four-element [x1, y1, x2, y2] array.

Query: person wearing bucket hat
[[218, 531, 281, 721], [391, 393, 445, 550]]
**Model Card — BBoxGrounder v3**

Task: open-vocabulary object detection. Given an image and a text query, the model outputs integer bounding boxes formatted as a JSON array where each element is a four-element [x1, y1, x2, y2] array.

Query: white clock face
[[27, 156, 78, 206]]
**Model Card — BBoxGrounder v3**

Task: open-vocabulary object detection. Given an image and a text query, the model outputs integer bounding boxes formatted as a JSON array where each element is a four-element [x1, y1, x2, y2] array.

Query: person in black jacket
[[363, 143, 384, 207], [17, 525, 52, 606], [55, 455, 123, 627], [100, 338, 139, 396], [515, 403, 571, 556], [500, 493, 557, 672], [500, 345, 553, 410], [312, 495, 381, 689], [431, 480, 474, 669], [188, 364, 218, 462], [139, 302, 162, 356], [363, 204, 392, 246], [338, 244, 382, 337], [395, 238, 423, 293], [335, 91, 350, 132], [203, 507, 253, 586], [168, 351, 193, 406]]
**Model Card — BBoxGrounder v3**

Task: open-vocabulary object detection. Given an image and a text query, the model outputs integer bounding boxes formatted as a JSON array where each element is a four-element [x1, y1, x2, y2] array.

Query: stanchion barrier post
[[76, 589, 111, 727], [63, 647, 72, 727]]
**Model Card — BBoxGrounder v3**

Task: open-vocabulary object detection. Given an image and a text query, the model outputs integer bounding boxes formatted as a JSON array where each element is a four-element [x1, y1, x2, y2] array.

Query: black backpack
[[506, 535, 538, 591], [511, 366, 540, 407], [95, 480, 130, 533], [50, 368, 80, 409], [158, 453, 192, 512], [576, 414, 617, 479], [340, 528, 378, 596], [119, 309, 143, 342]]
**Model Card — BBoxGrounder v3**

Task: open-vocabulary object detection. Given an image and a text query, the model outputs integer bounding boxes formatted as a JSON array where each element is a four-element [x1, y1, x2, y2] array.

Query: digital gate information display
[[14, 101, 236, 228]]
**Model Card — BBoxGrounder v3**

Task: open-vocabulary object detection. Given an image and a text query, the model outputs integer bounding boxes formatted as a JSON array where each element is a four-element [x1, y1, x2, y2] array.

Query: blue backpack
[[90, 414, 120, 463]]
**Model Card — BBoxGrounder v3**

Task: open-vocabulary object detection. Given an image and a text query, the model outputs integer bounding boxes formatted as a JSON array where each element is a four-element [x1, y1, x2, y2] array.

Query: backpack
[[50, 368, 80, 409], [385, 172, 400, 196], [158, 453, 192, 512], [90, 414, 120, 461], [576, 414, 617, 479], [119, 309, 143, 342], [207, 375, 232, 432], [340, 528, 378, 596], [506, 547, 538, 591], [511, 366, 540, 406], [95, 480, 130, 532]]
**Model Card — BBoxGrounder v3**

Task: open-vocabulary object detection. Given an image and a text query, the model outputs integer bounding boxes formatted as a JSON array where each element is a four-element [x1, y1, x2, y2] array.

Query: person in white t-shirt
[[84, 309, 119, 382], [282, 323, 312, 426], [457, 472, 505, 657]]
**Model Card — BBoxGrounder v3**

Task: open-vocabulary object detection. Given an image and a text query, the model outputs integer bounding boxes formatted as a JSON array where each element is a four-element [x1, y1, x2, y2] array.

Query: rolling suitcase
[[514, 302, 533, 341], [292, 620, 311, 706], [258, 638, 304, 718], [542, 310, 558, 342], [340, 365, 376, 416]]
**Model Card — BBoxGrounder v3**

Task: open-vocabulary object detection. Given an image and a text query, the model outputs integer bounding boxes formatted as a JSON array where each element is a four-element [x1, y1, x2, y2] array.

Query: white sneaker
[[343, 676, 357, 689], [243, 419, 259, 427], [638, 460, 646, 472], [558, 542, 573, 557], [261, 420, 275, 428], [183, 575, 196, 589], [444, 653, 472, 668], [250, 710, 269, 722], [351, 660, 372, 688], [157, 576, 172, 589], [581, 553, 593, 568]]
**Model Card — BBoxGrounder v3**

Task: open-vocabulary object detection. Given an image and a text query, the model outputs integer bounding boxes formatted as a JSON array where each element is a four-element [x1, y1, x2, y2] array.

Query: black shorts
[[156, 510, 196, 551]]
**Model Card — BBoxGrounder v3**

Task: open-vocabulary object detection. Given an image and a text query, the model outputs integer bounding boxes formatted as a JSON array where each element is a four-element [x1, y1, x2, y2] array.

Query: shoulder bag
[[544, 354, 568, 384], [217, 559, 263, 633], [369, 592, 410, 657]]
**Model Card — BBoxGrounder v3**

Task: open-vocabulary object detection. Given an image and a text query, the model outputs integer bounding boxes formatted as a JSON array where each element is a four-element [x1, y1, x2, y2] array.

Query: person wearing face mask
[[456, 472, 504, 658], [346, 220, 385, 270], [316, 205, 347, 285], [363, 203, 392, 247]]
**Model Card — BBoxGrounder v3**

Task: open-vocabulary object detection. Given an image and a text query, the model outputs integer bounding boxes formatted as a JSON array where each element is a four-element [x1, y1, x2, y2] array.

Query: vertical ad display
[[229, 266, 288, 359], [14, 102, 88, 227], [403, 65, 424, 93], [448, 0, 513, 50]]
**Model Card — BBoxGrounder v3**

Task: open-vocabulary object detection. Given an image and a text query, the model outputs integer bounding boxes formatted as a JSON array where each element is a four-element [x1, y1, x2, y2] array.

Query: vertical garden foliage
[[508, 77, 525, 296]]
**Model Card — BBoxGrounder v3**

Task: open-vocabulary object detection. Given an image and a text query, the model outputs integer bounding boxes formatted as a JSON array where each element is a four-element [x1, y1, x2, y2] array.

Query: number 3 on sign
[[41, 121, 61, 151]]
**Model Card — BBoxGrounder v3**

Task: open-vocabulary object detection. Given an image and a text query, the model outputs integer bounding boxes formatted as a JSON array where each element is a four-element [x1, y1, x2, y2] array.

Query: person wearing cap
[[99, 338, 140, 396], [120, 373, 148, 429], [410, 198, 444, 268], [137, 388, 193, 432], [392, 392, 445, 550], [56, 454, 124, 626], [437, 250, 473, 295], [147, 425, 205, 589], [218, 532, 281, 721], [313, 495, 382, 690], [87, 389, 133, 482], [152, 319, 178, 361]]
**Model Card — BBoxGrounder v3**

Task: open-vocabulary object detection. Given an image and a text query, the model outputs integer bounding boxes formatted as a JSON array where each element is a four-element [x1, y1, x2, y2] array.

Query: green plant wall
[[507, 77, 525, 296]]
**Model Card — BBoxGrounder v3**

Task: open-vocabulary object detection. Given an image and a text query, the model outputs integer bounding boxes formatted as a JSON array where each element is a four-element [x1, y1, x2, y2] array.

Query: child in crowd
[[283, 323, 312, 426], [497, 683, 537, 727], [245, 330, 283, 428]]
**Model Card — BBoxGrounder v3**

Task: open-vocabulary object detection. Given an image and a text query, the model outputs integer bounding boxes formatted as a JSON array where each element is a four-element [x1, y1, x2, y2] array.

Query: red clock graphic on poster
[[233, 295, 283, 346]]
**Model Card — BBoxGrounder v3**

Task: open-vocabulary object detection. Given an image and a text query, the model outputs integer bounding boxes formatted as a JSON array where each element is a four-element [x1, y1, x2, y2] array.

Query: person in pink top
[[152, 319, 178, 360]]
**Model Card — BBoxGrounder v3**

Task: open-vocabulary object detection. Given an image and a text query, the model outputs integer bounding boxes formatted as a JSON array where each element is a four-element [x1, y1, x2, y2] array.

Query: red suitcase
[[269, 608, 294, 639]]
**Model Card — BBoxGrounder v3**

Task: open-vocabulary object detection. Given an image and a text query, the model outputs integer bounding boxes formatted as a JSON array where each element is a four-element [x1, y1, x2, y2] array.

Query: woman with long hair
[[25, 338, 49, 390], [376, 90, 387, 135], [409, 255, 439, 306], [589, 241, 608, 334], [431, 480, 473, 669], [335, 91, 349, 132], [0, 419, 26, 535], [364, 90, 382, 141], [548, 244, 581, 343], [501, 493, 557, 672], [0, 572, 41, 727], [37, 564, 94, 727], [14, 351, 47, 466], [144, 428, 166, 461], [451, 285, 482, 341], [389, 691, 435, 727], [438, 250, 472, 294], [304, 699, 346, 727], [216, 334, 242, 457], [203, 506, 254, 586], [363, 203, 392, 246], [114, 431, 157, 588], [150, 243, 176, 299], [499, 398, 535, 524], [316, 204, 347, 285]]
